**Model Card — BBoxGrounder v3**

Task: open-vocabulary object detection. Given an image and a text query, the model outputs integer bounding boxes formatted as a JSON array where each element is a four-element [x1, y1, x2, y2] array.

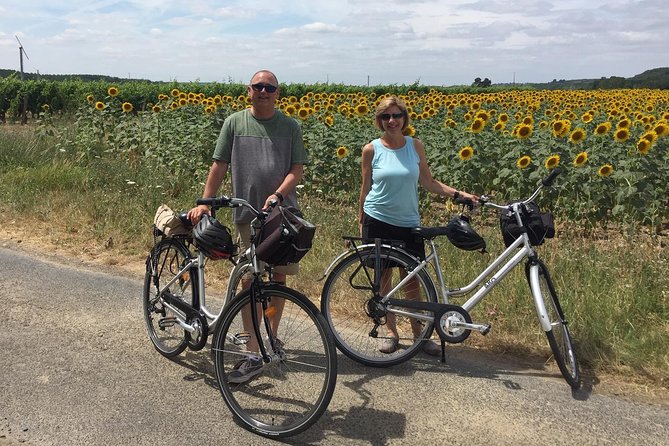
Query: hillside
[[1, 67, 668, 90]]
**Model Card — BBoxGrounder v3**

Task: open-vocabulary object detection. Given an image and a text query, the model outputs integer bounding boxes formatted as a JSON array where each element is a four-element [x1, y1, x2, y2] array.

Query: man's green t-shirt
[[213, 108, 308, 223]]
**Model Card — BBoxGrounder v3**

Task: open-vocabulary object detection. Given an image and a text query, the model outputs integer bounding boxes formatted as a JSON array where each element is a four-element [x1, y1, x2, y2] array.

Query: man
[[188, 69, 308, 382]]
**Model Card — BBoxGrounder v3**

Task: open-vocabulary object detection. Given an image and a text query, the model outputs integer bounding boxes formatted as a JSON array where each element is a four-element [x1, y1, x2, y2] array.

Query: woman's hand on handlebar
[[187, 205, 210, 224]]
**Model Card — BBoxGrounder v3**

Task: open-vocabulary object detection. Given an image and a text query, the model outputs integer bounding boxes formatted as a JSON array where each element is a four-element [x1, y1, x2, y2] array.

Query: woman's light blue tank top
[[363, 136, 420, 227]]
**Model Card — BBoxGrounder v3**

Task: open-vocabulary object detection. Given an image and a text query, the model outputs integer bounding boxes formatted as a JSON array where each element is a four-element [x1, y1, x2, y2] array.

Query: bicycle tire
[[529, 260, 580, 389], [213, 284, 337, 438], [143, 238, 196, 357], [321, 246, 438, 367]]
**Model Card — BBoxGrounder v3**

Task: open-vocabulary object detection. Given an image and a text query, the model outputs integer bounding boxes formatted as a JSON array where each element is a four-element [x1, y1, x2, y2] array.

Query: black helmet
[[192, 215, 234, 260], [445, 215, 486, 252]]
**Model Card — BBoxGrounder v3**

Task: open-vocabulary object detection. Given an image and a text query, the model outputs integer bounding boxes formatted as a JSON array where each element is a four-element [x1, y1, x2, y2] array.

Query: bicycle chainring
[[185, 313, 209, 351], [434, 304, 472, 344]]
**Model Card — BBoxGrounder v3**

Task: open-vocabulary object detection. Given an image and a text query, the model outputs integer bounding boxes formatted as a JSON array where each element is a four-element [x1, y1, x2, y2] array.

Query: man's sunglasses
[[250, 83, 278, 93], [380, 112, 405, 120]]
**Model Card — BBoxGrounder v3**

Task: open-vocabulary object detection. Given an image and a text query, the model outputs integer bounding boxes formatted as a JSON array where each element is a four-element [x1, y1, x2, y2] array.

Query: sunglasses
[[250, 83, 278, 93], [380, 112, 405, 120]]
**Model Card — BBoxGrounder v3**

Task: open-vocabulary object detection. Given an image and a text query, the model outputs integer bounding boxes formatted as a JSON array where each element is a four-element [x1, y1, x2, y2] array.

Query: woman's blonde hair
[[374, 96, 410, 131]]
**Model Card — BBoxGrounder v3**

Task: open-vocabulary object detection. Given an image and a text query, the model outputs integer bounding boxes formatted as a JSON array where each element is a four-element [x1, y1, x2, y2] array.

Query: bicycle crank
[[434, 305, 473, 344], [185, 313, 209, 351]]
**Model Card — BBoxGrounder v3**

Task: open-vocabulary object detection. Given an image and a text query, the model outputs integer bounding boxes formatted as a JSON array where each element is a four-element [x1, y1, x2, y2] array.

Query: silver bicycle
[[320, 168, 580, 389], [143, 197, 337, 438]]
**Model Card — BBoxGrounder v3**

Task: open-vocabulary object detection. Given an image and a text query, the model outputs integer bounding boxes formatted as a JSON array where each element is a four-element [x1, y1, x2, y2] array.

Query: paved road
[[1, 246, 667, 445]]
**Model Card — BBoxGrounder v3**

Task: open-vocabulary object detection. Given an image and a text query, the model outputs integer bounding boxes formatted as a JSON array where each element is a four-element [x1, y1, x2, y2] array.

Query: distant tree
[[471, 77, 492, 87]]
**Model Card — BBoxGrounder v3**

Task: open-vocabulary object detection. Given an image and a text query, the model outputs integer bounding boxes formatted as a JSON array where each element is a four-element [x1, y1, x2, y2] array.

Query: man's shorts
[[236, 222, 299, 276]]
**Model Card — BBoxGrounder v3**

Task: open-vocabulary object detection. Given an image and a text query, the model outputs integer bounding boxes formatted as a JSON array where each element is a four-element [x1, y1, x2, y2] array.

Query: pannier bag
[[499, 201, 555, 247], [254, 206, 316, 266], [154, 204, 191, 236]]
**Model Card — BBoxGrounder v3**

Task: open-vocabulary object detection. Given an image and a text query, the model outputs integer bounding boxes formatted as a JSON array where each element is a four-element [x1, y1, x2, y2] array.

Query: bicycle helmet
[[445, 215, 487, 252], [192, 214, 234, 260]]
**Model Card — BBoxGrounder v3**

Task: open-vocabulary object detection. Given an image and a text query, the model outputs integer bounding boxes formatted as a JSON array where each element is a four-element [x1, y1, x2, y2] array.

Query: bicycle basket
[[254, 206, 316, 266], [193, 214, 234, 260], [154, 204, 192, 236], [499, 201, 555, 247]]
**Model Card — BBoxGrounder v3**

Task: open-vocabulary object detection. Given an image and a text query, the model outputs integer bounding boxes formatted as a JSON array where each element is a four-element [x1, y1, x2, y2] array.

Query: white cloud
[[0, 0, 665, 85]]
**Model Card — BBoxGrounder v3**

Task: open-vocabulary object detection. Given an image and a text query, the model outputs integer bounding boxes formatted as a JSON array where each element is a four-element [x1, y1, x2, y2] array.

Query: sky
[[1, 0, 667, 86]]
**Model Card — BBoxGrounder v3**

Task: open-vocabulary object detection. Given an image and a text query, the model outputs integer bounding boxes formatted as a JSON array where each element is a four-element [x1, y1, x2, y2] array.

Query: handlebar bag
[[254, 206, 316, 266], [500, 201, 555, 247], [154, 204, 191, 236]]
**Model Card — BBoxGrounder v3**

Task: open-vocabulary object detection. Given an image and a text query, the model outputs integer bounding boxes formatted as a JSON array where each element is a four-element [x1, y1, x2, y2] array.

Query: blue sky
[[1, 0, 666, 86]]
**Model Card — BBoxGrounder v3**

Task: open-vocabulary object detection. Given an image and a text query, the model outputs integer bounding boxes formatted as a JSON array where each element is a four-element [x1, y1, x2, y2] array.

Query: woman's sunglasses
[[250, 83, 278, 93], [380, 112, 405, 120]]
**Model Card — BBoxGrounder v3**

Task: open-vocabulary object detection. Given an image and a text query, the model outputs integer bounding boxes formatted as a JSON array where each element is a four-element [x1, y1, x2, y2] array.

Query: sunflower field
[[34, 85, 669, 227]]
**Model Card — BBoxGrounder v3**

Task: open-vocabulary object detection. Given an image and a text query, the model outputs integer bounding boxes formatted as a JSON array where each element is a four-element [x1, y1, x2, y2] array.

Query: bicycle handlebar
[[196, 196, 278, 220], [480, 168, 563, 210]]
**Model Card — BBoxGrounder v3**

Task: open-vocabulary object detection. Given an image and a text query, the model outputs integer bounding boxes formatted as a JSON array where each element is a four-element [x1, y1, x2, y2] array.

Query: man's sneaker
[[227, 356, 264, 384]]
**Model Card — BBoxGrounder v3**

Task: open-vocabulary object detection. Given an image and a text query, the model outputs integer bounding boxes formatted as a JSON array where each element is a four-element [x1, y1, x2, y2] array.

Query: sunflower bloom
[[458, 146, 474, 161], [598, 164, 614, 177], [122, 102, 133, 113], [86, 94, 95, 103], [336, 146, 349, 159], [355, 104, 369, 115], [515, 124, 533, 139], [325, 115, 334, 127], [107, 86, 119, 97], [152, 105, 161, 113], [614, 127, 630, 142], [636, 139, 651, 155], [545, 155, 560, 169], [470, 118, 485, 133], [517, 155, 532, 169], [569, 128, 586, 144], [641, 131, 658, 145], [95, 101, 105, 111], [594, 122, 611, 136], [653, 121, 669, 137], [573, 152, 588, 167], [403, 125, 416, 137]]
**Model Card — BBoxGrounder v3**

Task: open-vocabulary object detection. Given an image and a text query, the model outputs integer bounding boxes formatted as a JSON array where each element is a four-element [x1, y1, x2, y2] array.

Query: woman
[[359, 96, 478, 356]]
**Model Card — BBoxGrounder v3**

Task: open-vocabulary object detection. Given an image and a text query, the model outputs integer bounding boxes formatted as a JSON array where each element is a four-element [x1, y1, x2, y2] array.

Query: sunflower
[[86, 94, 95, 103], [178, 98, 187, 106], [458, 146, 474, 161], [95, 101, 105, 111], [522, 116, 533, 125], [298, 108, 310, 120], [443, 119, 457, 128], [494, 121, 505, 131], [470, 118, 485, 133], [573, 151, 588, 167], [569, 128, 586, 144], [152, 105, 161, 113], [617, 118, 631, 129], [517, 155, 532, 169], [594, 122, 611, 136], [336, 146, 349, 159], [170, 88, 180, 97], [614, 127, 630, 142], [598, 164, 614, 177], [641, 131, 658, 145], [325, 115, 334, 127], [653, 121, 669, 137], [498, 113, 509, 123], [107, 86, 119, 97], [545, 154, 560, 169], [122, 102, 133, 113], [515, 124, 533, 139], [581, 113, 593, 123], [636, 139, 651, 155], [403, 125, 416, 137], [355, 103, 369, 115]]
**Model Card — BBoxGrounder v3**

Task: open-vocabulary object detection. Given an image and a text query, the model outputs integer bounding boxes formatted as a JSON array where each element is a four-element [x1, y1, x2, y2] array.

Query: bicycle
[[320, 168, 580, 389], [143, 196, 337, 438]]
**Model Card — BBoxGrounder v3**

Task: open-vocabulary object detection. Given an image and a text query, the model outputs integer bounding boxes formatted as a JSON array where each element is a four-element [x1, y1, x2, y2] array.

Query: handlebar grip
[[454, 196, 475, 209], [542, 167, 562, 187], [196, 196, 231, 207]]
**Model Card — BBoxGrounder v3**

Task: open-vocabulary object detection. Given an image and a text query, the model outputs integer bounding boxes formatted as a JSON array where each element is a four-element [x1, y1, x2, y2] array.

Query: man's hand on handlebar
[[187, 204, 210, 224]]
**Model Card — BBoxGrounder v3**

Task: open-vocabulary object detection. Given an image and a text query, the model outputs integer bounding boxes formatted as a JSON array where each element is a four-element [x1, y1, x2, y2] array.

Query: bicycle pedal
[[481, 324, 491, 335], [158, 317, 178, 329]]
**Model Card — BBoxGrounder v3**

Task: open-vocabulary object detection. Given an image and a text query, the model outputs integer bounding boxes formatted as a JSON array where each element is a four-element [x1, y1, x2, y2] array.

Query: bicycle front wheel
[[530, 260, 580, 389], [321, 246, 438, 367], [143, 238, 196, 357], [213, 285, 337, 438]]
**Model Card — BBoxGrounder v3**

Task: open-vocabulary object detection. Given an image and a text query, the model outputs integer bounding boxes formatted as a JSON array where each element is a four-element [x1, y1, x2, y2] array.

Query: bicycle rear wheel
[[143, 238, 196, 357], [213, 284, 337, 438], [321, 246, 438, 367], [529, 260, 580, 389]]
